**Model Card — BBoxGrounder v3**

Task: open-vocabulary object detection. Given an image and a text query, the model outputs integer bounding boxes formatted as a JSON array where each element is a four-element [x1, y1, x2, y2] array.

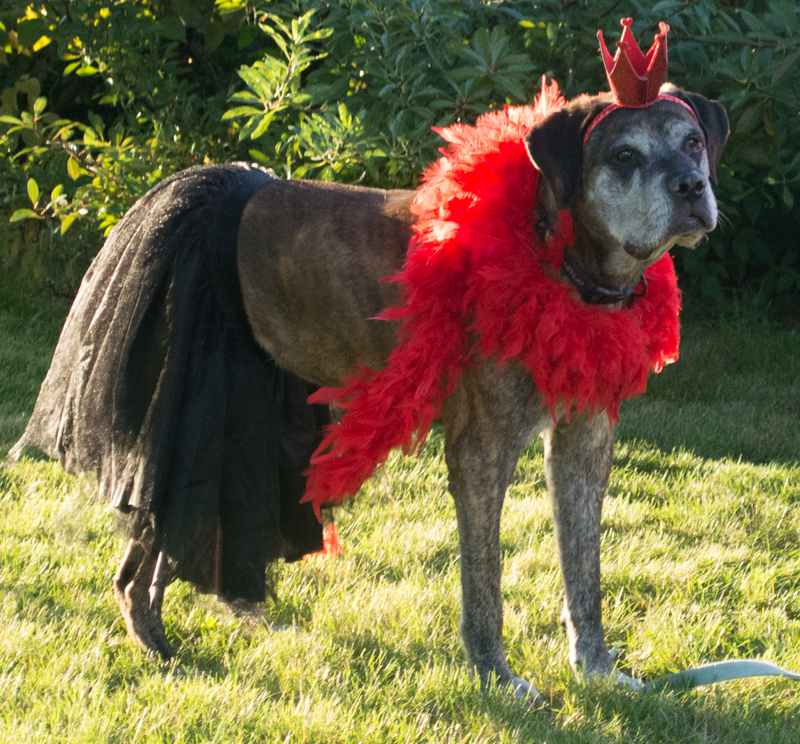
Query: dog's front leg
[[542, 411, 618, 679], [443, 361, 547, 707]]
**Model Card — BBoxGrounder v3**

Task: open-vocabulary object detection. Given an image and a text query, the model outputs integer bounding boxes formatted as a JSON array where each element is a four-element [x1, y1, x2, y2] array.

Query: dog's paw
[[577, 666, 644, 693], [607, 668, 643, 692], [218, 597, 297, 632], [160, 658, 188, 679], [509, 676, 547, 711], [571, 646, 643, 692]]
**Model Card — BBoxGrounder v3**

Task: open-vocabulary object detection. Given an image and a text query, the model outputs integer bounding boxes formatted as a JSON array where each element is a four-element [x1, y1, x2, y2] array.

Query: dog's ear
[[662, 86, 729, 184], [524, 99, 599, 210]]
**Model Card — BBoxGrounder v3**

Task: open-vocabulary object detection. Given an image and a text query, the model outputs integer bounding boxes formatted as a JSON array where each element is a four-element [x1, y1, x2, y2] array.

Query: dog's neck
[[535, 179, 646, 303], [559, 247, 646, 305], [569, 215, 646, 293]]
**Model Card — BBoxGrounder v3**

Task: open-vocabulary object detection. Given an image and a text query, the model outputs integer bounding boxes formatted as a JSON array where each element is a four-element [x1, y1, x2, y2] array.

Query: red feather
[[302, 79, 681, 519]]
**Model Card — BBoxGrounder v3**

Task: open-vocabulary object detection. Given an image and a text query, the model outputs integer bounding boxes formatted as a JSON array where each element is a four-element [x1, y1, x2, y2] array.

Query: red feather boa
[[302, 80, 681, 518]]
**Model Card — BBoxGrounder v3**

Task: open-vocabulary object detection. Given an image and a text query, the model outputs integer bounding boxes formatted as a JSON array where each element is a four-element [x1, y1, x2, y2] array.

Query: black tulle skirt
[[13, 163, 327, 602]]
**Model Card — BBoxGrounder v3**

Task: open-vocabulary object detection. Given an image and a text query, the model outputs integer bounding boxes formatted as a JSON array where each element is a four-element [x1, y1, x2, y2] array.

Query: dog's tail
[[11, 163, 328, 602]]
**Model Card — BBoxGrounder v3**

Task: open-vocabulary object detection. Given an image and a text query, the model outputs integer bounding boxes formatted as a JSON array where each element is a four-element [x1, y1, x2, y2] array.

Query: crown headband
[[584, 19, 697, 145]]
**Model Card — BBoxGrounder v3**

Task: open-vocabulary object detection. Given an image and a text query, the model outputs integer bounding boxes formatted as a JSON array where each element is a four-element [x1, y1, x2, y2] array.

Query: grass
[[0, 272, 71, 459], [1, 269, 799, 743]]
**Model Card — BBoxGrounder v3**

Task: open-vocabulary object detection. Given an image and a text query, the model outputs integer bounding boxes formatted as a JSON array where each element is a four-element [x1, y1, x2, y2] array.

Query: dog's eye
[[686, 136, 704, 153], [615, 148, 635, 163]]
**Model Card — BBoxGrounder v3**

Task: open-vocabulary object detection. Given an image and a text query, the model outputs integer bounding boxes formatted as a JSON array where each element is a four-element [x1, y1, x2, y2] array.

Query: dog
[[15, 82, 728, 708], [238, 82, 727, 707]]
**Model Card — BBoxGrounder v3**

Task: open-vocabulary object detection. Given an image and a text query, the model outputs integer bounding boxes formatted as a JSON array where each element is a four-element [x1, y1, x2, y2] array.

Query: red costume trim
[[583, 94, 697, 146], [301, 80, 681, 518]]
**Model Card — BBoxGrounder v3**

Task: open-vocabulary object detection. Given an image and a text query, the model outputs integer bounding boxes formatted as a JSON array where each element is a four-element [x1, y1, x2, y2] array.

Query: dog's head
[[525, 85, 729, 288]]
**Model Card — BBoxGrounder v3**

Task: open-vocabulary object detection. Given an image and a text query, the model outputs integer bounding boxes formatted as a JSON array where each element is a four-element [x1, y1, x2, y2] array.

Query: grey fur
[[116, 89, 728, 706]]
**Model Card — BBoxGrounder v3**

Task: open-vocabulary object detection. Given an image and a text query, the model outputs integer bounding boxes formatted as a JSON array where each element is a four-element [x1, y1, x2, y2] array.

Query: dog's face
[[580, 96, 719, 258], [525, 85, 729, 287]]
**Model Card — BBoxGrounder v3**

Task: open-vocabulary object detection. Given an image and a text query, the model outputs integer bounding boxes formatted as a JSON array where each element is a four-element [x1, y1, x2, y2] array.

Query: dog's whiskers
[[716, 209, 733, 231]]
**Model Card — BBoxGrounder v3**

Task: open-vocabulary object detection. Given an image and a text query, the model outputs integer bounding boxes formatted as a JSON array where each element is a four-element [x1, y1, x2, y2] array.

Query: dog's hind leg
[[443, 361, 550, 709], [113, 539, 176, 661], [147, 550, 171, 624], [542, 412, 639, 686]]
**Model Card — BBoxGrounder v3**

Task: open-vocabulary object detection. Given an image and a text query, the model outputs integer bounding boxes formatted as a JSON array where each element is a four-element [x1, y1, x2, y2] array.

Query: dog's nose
[[669, 170, 706, 201]]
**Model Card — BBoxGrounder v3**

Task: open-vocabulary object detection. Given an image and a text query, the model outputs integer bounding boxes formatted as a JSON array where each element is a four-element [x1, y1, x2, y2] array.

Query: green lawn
[[1, 270, 798, 743]]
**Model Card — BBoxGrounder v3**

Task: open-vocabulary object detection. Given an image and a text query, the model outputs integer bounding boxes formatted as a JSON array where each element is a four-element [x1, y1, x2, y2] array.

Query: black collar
[[560, 249, 647, 305]]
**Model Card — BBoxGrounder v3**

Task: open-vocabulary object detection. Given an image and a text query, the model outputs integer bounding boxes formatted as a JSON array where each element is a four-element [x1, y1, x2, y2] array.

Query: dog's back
[[237, 180, 415, 386]]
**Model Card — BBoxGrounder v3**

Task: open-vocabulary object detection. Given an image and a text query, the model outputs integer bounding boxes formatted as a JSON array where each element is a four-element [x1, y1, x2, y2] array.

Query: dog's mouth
[[680, 210, 714, 233], [623, 209, 714, 260], [622, 242, 663, 261], [671, 210, 715, 249], [682, 214, 705, 231]]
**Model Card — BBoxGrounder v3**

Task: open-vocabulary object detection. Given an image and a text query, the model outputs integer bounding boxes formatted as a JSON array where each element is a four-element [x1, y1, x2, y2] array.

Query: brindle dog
[[114, 84, 728, 706]]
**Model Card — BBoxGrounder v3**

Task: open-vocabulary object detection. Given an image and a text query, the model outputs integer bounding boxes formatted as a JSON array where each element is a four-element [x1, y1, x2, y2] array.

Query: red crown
[[598, 18, 669, 107]]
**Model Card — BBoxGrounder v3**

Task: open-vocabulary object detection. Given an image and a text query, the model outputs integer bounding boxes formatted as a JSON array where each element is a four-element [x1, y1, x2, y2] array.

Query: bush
[[1, 0, 798, 316]]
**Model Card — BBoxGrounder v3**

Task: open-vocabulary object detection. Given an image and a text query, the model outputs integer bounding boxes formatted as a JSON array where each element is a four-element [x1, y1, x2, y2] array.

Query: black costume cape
[[12, 163, 326, 602]]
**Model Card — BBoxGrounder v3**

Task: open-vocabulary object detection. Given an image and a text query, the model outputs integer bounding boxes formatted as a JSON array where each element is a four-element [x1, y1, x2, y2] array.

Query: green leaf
[[204, 19, 227, 53], [785, 150, 800, 177], [76, 65, 99, 76], [771, 51, 800, 87], [15, 17, 46, 49], [88, 112, 105, 137], [738, 9, 763, 34], [67, 157, 81, 180], [10, 209, 37, 222], [495, 75, 527, 101], [60, 213, 79, 235], [249, 111, 276, 140], [27, 178, 39, 207], [304, 27, 333, 42], [227, 91, 261, 105], [32, 35, 51, 52], [248, 149, 270, 165], [51, 184, 63, 201], [693, 4, 712, 34], [237, 116, 259, 142], [238, 24, 256, 50], [736, 104, 763, 136], [33, 97, 47, 115], [222, 106, 262, 120]]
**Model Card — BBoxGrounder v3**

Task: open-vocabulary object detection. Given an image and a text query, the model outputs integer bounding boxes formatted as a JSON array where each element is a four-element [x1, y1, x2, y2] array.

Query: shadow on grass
[[481, 674, 800, 744], [616, 399, 800, 467], [614, 323, 800, 466]]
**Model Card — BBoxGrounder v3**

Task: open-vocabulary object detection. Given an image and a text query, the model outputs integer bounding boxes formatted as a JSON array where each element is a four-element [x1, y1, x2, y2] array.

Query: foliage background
[[1, 0, 799, 316]]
